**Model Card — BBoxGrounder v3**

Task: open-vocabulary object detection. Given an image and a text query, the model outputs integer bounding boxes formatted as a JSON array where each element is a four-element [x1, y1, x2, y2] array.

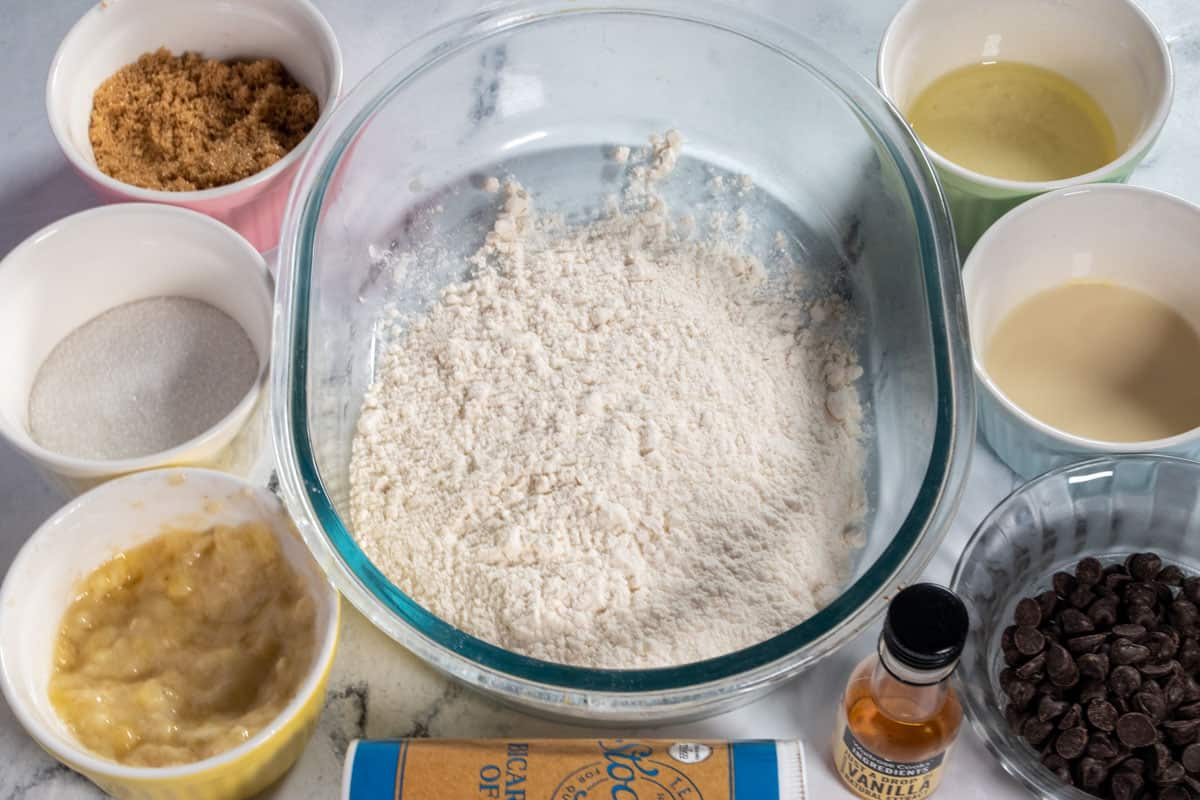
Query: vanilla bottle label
[[833, 726, 946, 800]]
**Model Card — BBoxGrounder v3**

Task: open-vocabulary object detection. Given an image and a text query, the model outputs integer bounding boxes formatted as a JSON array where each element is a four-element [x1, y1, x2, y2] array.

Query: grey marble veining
[[1, 0, 1198, 797]]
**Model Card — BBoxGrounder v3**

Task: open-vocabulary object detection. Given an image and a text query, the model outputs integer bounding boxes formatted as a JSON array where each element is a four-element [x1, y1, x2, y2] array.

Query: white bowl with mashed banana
[[0, 468, 340, 800], [965, 184, 1200, 478]]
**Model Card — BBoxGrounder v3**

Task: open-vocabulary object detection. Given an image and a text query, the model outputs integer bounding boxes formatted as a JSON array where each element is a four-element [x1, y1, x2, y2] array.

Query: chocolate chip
[[1024, 716, 1056, 746], [1139, 661, 1176, 679], [1110, 665, 1143, 697], [1183, 577, 1200, 605], [1128, 553, 1164, 582], [1015, 625, 1047, 656], [1116, 712, 1159, 748], [1060, 608, 1096, 636], [1113, 623, 1148, 640], [1159, 565, 1187, 586], [1036, 589, 1061, 620], [1014, 596, 1043, 627], [1087, 733, 1119, 759], [1164, 719, 1200, 747], [1146, 631, 1180, 660], [1091, 597, 1120, 628], [1172, 600, 1200, 631], [1076, 557, 1104, 586], [1112, 639, 1152, 666], [1127, 581, 1161, 608], [1079, 652, 1110, 681], [1068, 633, 1109, 654], [1106, 572, 1134, 593], [1183, 641, 1200, 673], [1159, 761, 1188, 786], [1038, 679, 1067, 701], [1182, 743, 1200, 774], [1129, 604, 1160, 629], [1166, 674, 1190, 709], [1055, 727, 1089, 760], [1181, 702, 1200, 721], [1046, 642, 1080, 688], [1038, 694, 1069, 722], [1111, 771, 1143, 800], [1088, 699, 1120, 732], [1122, 756, 1147, 775], [1077, 756, 1109, 788], [1054, 571, 1079, 597], [1135, 690, 1168, 722], [1070, 587, 1097, 610], [1059, 703, 1084, 731], [1042, 752, 1072, 784], [1008, 679, 1037, 710], [1161, 782, 1186, 800], [1080, 678, 1109, 704], [1017, 652, 1048, 681], [1003, 645, 1023, 667], [1006, 703, 1029, 734], [1152, 742, 1175, 772]]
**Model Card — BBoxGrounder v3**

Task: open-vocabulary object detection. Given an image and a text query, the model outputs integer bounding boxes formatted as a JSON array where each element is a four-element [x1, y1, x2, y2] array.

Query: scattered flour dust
[[349, 132, 867, 668]]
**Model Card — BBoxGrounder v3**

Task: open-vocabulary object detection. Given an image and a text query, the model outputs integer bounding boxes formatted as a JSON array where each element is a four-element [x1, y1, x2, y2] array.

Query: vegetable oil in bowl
[[906, 61, 1118, 182]]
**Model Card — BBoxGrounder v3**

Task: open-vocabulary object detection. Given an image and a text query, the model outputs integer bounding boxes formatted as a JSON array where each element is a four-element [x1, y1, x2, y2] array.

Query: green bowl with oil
[[877, 0, 1173, 255]]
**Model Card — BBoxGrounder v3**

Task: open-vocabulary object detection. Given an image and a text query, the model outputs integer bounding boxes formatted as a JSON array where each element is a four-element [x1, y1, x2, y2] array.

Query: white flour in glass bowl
[[349, 133, 866, 669]]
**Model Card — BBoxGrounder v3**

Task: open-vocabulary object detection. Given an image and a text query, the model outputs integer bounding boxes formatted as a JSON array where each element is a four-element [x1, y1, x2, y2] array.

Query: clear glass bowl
[[950, 455, 1200, 798], [273, 0, 974, 722]]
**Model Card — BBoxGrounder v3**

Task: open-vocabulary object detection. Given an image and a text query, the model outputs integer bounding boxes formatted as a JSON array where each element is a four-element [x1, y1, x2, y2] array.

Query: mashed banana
[[49, 522, 316, 767]]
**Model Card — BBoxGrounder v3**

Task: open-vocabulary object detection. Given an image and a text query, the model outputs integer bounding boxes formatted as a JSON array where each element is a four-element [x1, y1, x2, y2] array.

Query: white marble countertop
[[2, 0, 1198, 797]]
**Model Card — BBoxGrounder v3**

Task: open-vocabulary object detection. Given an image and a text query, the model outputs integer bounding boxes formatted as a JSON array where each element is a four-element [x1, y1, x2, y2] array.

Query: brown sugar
[[89, 48, 320, 192]]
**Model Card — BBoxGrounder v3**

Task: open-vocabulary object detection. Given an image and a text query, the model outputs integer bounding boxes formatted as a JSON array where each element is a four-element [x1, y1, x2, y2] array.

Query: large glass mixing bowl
[[274, 0, 974, 722]]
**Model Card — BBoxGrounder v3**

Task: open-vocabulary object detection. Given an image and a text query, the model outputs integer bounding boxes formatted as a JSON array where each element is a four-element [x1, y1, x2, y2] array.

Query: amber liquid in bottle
[[833, 651, 963, 799], [832, 583, 968, 800]]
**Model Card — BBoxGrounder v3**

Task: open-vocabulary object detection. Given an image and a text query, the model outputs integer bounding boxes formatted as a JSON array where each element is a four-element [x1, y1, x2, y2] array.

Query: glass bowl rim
[[273, 0, 974, 701], [950, 452, 1200, 798]]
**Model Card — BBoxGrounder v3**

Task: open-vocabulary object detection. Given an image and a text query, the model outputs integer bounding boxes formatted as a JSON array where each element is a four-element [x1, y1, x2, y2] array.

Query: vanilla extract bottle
[[832, 583, 969, 800]]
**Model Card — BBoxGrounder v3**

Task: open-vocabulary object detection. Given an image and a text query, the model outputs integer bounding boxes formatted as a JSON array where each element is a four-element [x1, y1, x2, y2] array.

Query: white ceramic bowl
[[0, 204, 273, 495], [46, 0, 343, 252], [878, 0, 1173, 253], [0, 468, 340, 800], [964, 184, 1200, 478]]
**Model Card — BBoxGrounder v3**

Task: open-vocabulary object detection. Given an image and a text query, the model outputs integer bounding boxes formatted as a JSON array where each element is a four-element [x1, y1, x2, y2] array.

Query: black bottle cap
[[883, 583, 969, 671]]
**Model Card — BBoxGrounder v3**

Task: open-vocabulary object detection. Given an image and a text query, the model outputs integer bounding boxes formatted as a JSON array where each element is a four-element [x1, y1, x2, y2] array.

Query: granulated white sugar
[[350, 133, 866, 668], [28, 297, 259, 460]]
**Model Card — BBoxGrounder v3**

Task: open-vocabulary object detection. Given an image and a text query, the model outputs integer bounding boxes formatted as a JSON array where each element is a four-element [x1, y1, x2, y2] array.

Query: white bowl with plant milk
[[964, 184, 1200, 478]]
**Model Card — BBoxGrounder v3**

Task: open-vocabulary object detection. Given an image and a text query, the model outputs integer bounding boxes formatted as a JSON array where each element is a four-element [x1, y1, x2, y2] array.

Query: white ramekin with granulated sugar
[[0, 204, 273, 495]]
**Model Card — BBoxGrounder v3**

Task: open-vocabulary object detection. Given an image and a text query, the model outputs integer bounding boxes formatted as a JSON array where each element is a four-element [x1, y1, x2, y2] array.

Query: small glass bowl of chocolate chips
[[951, 455, 1200, 800]]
